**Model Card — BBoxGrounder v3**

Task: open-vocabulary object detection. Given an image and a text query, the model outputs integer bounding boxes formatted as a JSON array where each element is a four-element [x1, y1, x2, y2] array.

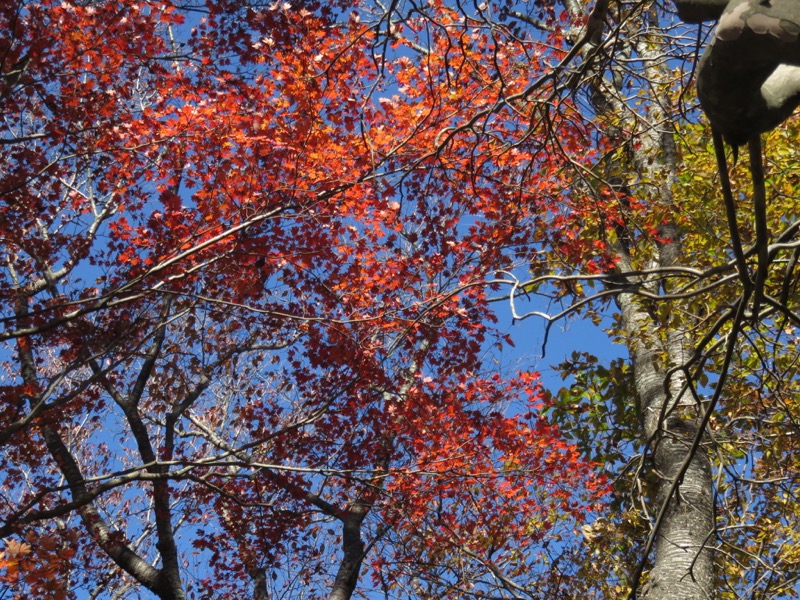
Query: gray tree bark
[[616, 242, 716, 599], [566, 3, 719, 593]]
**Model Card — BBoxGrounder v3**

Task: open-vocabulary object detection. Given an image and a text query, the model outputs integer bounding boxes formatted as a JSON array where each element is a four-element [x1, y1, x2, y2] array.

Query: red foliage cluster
[[0, 0, 612, 597]]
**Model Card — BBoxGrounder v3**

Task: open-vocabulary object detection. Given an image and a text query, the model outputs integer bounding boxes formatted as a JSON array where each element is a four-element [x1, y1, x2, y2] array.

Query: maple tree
[[0, 1, 607, 598], [2, 0, 800, 599]]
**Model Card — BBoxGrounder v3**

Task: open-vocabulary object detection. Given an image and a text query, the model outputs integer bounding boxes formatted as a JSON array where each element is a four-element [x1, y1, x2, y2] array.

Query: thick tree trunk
[[554, 0, 718, 591], [647, 421, 715, 599], [616, 247, 716, 599], [251, 567, 270, 600], [328, 510, 367, 600]]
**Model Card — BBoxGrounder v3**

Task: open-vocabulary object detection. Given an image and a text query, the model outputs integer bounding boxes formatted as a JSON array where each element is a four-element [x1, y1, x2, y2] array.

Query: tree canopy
[[1, 0, 800, 599]]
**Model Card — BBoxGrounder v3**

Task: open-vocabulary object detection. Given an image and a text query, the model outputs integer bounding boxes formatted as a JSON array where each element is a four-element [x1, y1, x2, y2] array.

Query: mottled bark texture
[[617, 242, 716, 600], [647, 419, 716, 600], [560, 0, 719, 592], [687, 0, 800, 145]]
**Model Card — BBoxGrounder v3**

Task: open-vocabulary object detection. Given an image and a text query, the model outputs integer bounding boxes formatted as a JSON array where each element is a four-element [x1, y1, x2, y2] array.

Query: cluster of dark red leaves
[[0, 1, 612, 597]]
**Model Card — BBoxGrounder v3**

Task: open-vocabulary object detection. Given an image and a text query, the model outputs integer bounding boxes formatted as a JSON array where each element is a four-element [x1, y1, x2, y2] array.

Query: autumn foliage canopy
[[0, 0, 617, 598]]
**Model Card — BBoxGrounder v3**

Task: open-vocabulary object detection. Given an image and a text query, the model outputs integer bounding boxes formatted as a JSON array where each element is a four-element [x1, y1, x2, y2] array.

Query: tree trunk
[[251, 567, 270, 600], [328, 510, 367, 600], [576, 3, 719, 592], [556, 0, 719, 588], [647, 421, 715, 599], [551, 0, 720, 587], [616, 245, 716, 599]]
